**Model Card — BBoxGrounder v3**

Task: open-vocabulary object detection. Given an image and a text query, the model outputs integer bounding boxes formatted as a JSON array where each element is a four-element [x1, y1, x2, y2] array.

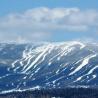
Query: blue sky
[[0, 0, 98, 16], [0, 0, 98, 42]]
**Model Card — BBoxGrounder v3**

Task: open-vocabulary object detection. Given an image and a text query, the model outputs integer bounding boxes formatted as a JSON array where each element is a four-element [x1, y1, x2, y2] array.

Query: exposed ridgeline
[[0, 41, 98, 93]]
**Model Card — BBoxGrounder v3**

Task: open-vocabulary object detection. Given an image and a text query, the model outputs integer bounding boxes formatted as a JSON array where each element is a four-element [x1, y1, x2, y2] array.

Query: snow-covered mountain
[[0, 41, 98, 93]]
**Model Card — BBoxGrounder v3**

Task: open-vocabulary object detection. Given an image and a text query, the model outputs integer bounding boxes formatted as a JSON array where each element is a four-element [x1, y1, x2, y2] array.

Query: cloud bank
[[0, 7, 98, 42]]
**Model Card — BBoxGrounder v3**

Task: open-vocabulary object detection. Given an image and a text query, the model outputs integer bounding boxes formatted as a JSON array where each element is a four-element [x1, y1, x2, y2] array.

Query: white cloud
[[0, 7, 98, 42]]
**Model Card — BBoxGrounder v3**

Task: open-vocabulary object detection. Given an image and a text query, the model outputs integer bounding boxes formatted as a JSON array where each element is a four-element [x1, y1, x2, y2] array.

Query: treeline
[[0, 88, 98, 98]]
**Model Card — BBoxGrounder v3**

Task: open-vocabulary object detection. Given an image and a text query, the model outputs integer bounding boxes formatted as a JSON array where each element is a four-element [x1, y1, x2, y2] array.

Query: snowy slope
[[0, 41, 98, 93]]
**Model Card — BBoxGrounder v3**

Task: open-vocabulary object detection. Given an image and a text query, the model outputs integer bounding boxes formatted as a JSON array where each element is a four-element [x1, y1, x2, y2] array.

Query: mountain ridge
[[0, 41, 98, 93]]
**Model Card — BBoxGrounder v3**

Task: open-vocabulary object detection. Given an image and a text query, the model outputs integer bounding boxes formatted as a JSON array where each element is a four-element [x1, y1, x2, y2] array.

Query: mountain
[[0, 41, 98, 93]]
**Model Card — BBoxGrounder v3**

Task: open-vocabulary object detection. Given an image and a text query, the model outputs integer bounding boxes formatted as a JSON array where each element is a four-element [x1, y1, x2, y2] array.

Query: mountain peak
[[0, 41, 98, 93]]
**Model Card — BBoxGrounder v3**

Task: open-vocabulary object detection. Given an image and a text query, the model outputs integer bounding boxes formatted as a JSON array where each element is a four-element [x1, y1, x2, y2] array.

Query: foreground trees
[[0, 88, 98, 98]]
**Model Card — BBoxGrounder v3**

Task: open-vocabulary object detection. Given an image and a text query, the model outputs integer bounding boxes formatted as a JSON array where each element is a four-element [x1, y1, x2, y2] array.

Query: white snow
[[92, 74, 96, 78], [69, 54, 96, 75], [56, 69, 60, 74], [87, 65, 98, 75], [23, 45, 50, 73], [34, 67, 40, 73], [48, 62, 52, 66], [76, 77, 82, 81]]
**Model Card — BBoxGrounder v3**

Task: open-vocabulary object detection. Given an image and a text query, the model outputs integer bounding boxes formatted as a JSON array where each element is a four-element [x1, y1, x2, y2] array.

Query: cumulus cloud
[[0, 7, 98, 42]]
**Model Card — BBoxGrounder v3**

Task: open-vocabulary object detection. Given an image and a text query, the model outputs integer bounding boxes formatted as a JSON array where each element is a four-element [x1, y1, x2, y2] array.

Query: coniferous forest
[[0, 88, 98, 98]]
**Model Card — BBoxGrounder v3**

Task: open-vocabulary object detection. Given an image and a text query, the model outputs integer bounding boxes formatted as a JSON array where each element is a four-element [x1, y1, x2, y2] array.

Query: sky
[[0, 0, 98, 42]]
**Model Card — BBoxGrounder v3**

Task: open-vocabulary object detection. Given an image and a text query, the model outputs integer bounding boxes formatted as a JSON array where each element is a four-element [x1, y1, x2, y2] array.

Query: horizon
[[0, 39, 98, 44]]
